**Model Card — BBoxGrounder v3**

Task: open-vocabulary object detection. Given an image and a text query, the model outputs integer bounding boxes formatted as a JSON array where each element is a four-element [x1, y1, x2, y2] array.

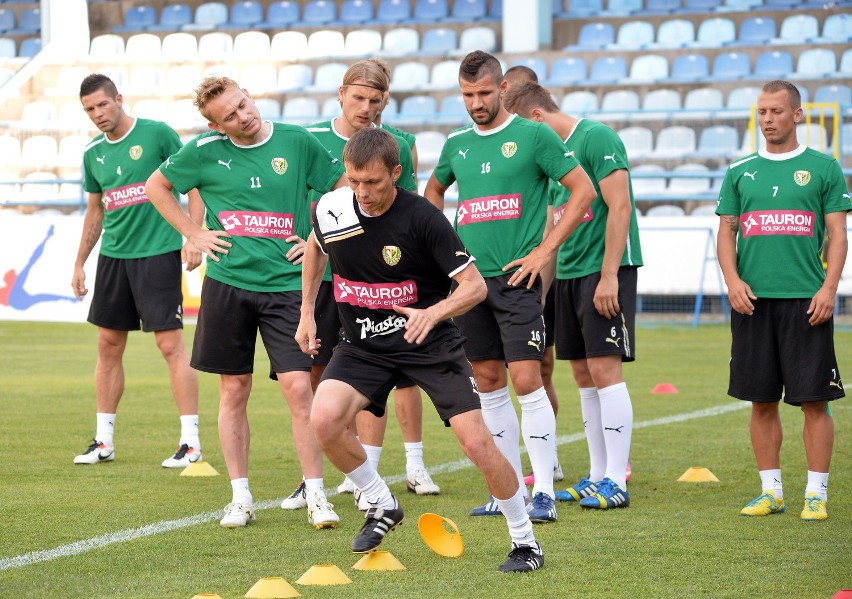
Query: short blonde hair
[[342, 60, 389, 93], [193, 76, 240, 120]]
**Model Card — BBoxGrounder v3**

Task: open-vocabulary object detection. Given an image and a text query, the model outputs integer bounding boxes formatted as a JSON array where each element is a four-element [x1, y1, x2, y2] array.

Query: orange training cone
[[677, 467, 720, 482], [651, 383, 679, 394], [296, 564, 352, 586], [418, 513, 464, 557], [352, 550, 406, 571], [180, 461, 220, 477], [244, 577, 300, 598]]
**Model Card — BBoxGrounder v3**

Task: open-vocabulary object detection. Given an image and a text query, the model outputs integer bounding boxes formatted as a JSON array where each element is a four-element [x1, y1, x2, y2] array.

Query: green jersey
[[160, 122, 345, 292], [548, 119, 643, 279], [433, 114, 579, 277], [82, 118, 183, 259], [380, 123, 416, 163], [717, 146, 850, 298]]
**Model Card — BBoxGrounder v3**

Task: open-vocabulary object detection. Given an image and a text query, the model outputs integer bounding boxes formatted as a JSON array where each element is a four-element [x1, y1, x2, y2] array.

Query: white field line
[[1, 402, 747, 572]]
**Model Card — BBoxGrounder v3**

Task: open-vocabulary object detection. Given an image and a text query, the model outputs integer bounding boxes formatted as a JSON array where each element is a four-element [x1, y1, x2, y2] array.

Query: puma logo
[[327, 210, 342, 224], [743, 171, 757, 181], [829, 381, 843, 389], [218, 159, 232, 170], [95, 156, 105, 164], [604, 153, 616, 162], [606, 337, 621, 347], [529, 433, 550, 441], [604, 425, 625, 433], [527, 340, 542, 351], [492, 430, 505, 438], [458, 149, 469, 159]]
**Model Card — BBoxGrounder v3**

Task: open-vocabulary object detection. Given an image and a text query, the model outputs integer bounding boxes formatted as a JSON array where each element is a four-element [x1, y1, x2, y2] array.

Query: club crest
[[382, 245, 402, 266], [793, 170, 811, 187], [129, 145, 143, 160], [271, 157, 288, 175], [501, 142, 517, 158]]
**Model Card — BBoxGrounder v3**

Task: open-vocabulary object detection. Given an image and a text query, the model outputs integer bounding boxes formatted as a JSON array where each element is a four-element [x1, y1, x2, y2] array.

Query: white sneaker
[[354, 487, 371, 511], [220, 502, 255, 528], [406, 468, 441, 495], [281, 481, 308, 510], [161, 444, 202, 468], [308, 493, 340, 529], [337, 476, 355, 494], [73, 439, 114, 464]]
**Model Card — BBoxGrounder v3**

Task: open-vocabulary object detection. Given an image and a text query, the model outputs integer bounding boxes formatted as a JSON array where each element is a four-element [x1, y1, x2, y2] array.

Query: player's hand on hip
[[807, 287, 835, 326], [393, 304, 435, 345], [181, 240, 203, 272], [285, 235, 306, 265], [190, 229, 232, 262], [593, 273, 620, 319], [295, 317, 321, 355], [71, 266, 87, 301], [504, 247, 547, 289], [727, 279, 756, 315]]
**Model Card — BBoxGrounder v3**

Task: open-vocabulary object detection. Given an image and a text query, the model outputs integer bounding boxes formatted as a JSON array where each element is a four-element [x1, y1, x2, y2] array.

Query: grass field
[[1, 321, 850, 598]]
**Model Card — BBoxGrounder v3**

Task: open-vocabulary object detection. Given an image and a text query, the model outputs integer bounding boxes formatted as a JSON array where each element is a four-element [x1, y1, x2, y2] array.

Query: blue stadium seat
[[570, 22, 614, 50], [511, 57, 548, 82], [816, 14, 852, 43], [734, 17, 776, 46], [254, 98, 282, 121], [282, 97, 320, 125], [390, 60, 430, 91], [604, 0, 642, 15], [306, 62, 347, 92], [260, 1, 300, 28], [795, 48, 837, 78], [0, 36, 15, 58], [652, 126, 696, 159], [18, 36, 41, 57], [753, 50, 792, 79], [668, 53, 709, 81], [0, 9, 14, 34], [643, 0, 680, 13], [449, 0, 488, 21], [421, 27, 457, 54], [545, 57, 587, 85], [277, 63, 313, 92], [695, 125, 739, 159], [376, 0, 412, 23], [300, 0, 336, 26], [183, 2, 228, 31], [772, 14, 817, 44], [683, 87, 724, 119], [630, 164, 666, 198], [560, 0, 603, 16], [692, 17, 735, 47], [840, 49, 852, 75], [489, 0, 502, 18], [682, 0, 721, 10], [457, 26, 497, 53], [113, 5, 156, 33], [380, 27, 419, 56], [627, 54, 669, 82], [220, 1, 264, 29], [396, 95, 438, 126], [148, 3, 192, 31], [638, 88, 681, 120], [561, 91, 598, 116], [653, 19, 695, 48], [335, 0, 373, 24], [436, 95, 469, 125], [600, 89, 640, 120], [720, 0, 761, 10], [612, 21, 654, 49], [814, 84, 851, 115], [763, 0, 800, 7], [713, 52, 750, 80], [589, 56, 627, 82], [409, 0, 449, 23], [726, 86, 760, 118], [617, 126, 653, 159], [428, 59, 461, 90]]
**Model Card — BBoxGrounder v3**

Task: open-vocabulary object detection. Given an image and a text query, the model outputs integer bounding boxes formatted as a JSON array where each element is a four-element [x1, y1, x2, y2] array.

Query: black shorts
[[728, 298, 845, 406], [321, 335, 480, 425], [88, 251, 184, 332], [191, 277, 312, 376], [313, 280, 343, 367], [554, 266, 637, 362], [454, 273, 544, 363], [543, 285, 556, 349]]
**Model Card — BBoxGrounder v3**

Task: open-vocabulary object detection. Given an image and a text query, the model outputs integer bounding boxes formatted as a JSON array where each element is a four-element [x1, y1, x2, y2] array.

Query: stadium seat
[[100, 66, 128, 89], [813, 84, 852, 116], [167, 99, 206, 129], [344, 29, 382, 57], [239, 64, 277, 94], [589, 56, 627, 83], [321, 96, 341, 119], [125, 32, 161, 58], [0, 9, 14, 34], [645, 204, 686, 217], [113, 5, 156, 33], [46, 66, 90, 97], [449, 0, 488, 21], [335, 0, 374, 24], [164, 65, 201, 94], [763, 0, 800, 7], [667, 163, 711, 198], [559, 0, 603, 16], [183, 2, 228, 31], [390, 61, 429, 91], [643, 0, 681, 12], [282, 97, 320, 125], [690, 204, 719, 217], [254, 98, 282, 121], [839, 49, 852, 75], [734, 17, 776, 46], [695, 125, 739, 159], [260, 0, 300, 28], [161, 32, 197, 59], [545, 57, 587, 86], [197, 31, 233, 58], [409, 0, 449, 23], [18, 37, 41, 58], [682, 0, 721, 10], [15, 5, 40, 32], [692, 17, 735, 47], [604, 0, 642, 15], [795, 48, 836, 78], [57, 101, 94, 133], [436, 95, 468, 125], [570, 22, 614, 50], [797, 124, 830, 152], [89, 33, 125, 58], [667, 53, 709, 83], [300, 0, 336, 26], [396, 95, 437, 126], [682, 87, 724, 119], [375, 0, 412, 23], [726, 85, 760, 118], [630, 164, 667, 198], [0, 36, 15, 58], [306, 29, 345, 58], [126, 66, 163, 94], [772, 14, 818, 45], [456, 26, 497, 55], [612, 21, 654, 49], [220, 0, 264, 29], [600, 89, 640, 120], [816, 13, 852, 43], [627, 54, 668, 82], [306, 62, 348, 92], [489, 0, 503, 18], [270, 31, 307, 60], [203, 64, 237, 80], [653, 19, 695, 48], [277, 64, 312, 91], [413, 130, 447, 170], [561, 90, 598, 116], [841, 123, 852, 155], [131, 99, 169, 121], [753, 50, 793, 80], [510, 57, 547, 82], [653, 126, 696, 158], [380, 27, 419, 56], [233, 31, 270, 59], [712, 52, 750, 80], [428, 60, 461, 90], [719, 0, 761, 10], [148, 3, 192, 31], [19, 172, 60, 204], [0, 135, 21, 167], [637, 88, 680, 120], [421, 27, 457, 55]]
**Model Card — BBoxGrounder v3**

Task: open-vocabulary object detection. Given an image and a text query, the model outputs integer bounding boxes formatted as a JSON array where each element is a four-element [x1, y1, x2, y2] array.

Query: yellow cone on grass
[[677, 467, 719, 482], [244, 577, 300, 598], [418, 513, 464, 557], [352, 550, 406, 571], [296, 564, 352, 585], [180, 461, 220, 477]]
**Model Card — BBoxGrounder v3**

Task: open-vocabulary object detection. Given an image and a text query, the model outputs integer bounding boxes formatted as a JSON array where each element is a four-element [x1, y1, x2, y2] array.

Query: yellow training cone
[[244, 577, 300, 598], [352, 550, 406, 571], [296, 564, 352, 586], [677, 467, 720, 482], [418, 513, 464, 558], [180, 462, 220, 477]]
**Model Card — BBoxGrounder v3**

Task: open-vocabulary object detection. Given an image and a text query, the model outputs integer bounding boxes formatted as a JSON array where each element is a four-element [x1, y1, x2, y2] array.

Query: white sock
[[598, 382, 633, 490], [479, 386, 526, 496], [363, 444, 383, 471], [230, 478, 252, 504], [179, 414, 200, 450], [518, 386, 556, 499], [304, 477, 326, 498], [579, 387, 606, 481], [96, 412, 115, 447], [495, 487, 536, 547], [759, 469, 783, 499], [347, 460, 395, 509], [404, 441, 425, 473], [805, 470, 828, 501]]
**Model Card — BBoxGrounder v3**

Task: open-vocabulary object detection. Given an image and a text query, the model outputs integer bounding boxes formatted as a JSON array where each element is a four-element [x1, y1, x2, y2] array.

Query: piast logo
[[271, 157, 288, 175], [501, 142, 517, 158], [793, 170, 810, 187], [129, 145, 143, 160], [382, 245, 401, 266]]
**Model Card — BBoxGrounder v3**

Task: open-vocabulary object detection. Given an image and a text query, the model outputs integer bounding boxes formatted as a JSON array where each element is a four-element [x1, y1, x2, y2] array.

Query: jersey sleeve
[[395, 136, 418, 192], [584, 125, 628, 182], [82, 151, 101, 194], [158, 138, 202, 195], [432, 135, 457, 188], [535, 123, 578, 183], [822, 158, 852, 214], [311, 198, 329, 255], [716, 166, 740, 216], [157, 121, 183, 160], [422, 206, 475, 278], [304, 132, 346, 194]]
